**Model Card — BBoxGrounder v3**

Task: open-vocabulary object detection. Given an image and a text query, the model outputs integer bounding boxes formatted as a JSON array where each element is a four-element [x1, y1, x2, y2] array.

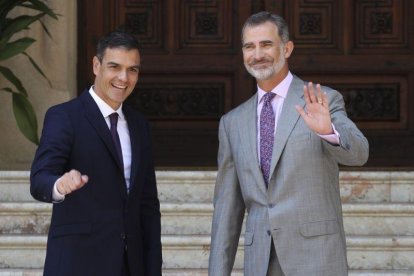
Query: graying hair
[[241, 11, 290, 44]]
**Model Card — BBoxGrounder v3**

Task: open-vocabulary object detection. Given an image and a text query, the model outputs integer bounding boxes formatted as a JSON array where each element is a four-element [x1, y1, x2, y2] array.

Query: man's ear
[[92, 56, 100, 76], [284, 41, 294, 59]]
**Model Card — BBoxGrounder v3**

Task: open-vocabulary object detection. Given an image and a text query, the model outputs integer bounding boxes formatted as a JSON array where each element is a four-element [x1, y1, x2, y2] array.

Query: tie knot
[[109, 112, 119, 128], [263, 92, 276, 104]]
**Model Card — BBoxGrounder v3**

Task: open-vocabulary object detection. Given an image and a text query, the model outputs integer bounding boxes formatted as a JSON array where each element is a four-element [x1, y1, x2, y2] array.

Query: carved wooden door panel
[[78, 0, 414, 167], [78, 0, 254, 167], [271, 0, 414, 167]]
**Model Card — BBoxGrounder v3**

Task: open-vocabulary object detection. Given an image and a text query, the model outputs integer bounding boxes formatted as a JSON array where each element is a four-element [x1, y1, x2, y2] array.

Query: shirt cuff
[[52, 177, 65, 203], [318, 123, 340, 145]]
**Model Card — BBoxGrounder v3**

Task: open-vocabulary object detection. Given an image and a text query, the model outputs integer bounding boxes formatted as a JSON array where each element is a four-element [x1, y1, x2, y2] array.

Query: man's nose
[[254, 48, 265, 59], [117, 70, 128, 81]]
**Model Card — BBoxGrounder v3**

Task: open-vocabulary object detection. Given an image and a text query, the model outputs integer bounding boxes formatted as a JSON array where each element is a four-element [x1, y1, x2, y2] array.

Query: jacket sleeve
[[30, 106, 73, 203], [323, 88, 369, 166], [209, 116, 245, 276], [140, 120, 163, 275]]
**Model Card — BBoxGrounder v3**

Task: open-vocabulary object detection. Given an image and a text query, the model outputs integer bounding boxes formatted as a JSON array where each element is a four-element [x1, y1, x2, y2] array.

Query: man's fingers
[[295, 105, 307, 119], [303, 84, 313, 106], [58, 170, 89, 195], [307, 82, 318, 104], [305, 82, 326, 105], [81, 175, 89, 184], [316, 84, 325, 105]]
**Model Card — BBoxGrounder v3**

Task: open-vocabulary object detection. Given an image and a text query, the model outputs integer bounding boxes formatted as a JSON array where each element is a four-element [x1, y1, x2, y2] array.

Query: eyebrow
[[106, 61, 141, 70], [242, 40, 275, 47], [242, 42, 254, 47]]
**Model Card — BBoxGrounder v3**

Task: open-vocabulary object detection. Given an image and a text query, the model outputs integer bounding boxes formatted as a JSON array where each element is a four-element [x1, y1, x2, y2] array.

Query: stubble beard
[[244, 49, 286, 81]]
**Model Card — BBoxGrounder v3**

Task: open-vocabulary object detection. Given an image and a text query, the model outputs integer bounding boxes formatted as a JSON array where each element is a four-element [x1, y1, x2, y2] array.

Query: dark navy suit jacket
[[30, 90, 162, 276]]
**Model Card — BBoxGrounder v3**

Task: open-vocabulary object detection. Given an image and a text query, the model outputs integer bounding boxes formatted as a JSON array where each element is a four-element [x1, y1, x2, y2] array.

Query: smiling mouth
[[251, 62, 270, 69], [112, 83, 127, 90]]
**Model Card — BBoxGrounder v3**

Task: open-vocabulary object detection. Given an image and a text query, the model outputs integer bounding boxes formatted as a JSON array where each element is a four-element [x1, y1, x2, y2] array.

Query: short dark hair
[[242, 11, 290, 44], [96, 30, 140, 61]]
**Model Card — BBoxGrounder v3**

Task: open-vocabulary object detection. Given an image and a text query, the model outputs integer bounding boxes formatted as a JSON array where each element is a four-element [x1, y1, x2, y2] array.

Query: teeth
[[112, 84, 126, 89]]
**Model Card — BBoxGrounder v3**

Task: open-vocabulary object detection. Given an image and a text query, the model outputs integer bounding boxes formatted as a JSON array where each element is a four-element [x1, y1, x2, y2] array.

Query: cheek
[[129, 73, 139, 84], [243, 53, 253, 64]]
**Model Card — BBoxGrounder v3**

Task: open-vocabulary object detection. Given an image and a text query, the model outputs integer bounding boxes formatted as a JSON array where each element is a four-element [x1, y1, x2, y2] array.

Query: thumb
[[295, 105, 306, 118], [81, 175, 89, 184]]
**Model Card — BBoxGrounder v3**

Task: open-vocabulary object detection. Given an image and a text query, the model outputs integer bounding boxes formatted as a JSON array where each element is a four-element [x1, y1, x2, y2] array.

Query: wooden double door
[[78, 0, 414, 168]]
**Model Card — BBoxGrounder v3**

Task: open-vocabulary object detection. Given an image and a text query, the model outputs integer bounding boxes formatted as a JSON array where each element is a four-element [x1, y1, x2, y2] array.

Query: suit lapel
[[269, 76, 305, 179], [80, 91, 123, 170], [80, 91, 129, 200], [80, 91, 132, 200], [239, 94, 268, 195]]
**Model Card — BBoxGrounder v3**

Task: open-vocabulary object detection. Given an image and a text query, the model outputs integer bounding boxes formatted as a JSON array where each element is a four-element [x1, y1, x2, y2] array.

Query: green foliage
[[0, 0, 58, 145]]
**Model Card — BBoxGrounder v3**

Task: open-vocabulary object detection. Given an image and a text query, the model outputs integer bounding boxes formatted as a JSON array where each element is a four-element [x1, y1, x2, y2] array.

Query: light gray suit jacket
[[209, 75, 369, 276]]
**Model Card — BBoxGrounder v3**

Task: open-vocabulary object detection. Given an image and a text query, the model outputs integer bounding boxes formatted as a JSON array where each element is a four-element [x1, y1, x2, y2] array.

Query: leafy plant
[[0, 0, 59, 145]]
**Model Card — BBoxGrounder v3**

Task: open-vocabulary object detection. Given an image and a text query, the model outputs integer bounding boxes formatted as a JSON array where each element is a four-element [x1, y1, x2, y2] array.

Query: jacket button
[[267, 230, 271, 236], [120, 233, 126, 240], [268, 204, 274, 208]]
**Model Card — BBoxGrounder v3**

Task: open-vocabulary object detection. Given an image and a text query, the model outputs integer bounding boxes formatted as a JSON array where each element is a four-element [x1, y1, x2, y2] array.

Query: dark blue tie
[[260, 92, 276, 188], [109, 113, 124, 168]]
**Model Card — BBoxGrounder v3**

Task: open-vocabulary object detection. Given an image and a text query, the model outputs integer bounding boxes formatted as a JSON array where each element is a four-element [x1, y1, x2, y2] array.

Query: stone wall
[[0, 1, 77, 170]]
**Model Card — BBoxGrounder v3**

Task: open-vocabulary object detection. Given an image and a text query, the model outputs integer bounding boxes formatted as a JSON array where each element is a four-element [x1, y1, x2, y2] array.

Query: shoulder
[[123, 105, 148, 122], [123, 105, 152, 134], [45, 96, 82, 119], [319, 84, 343, 103], [222, 94, 256, 122], [293, 74, 342, 101]]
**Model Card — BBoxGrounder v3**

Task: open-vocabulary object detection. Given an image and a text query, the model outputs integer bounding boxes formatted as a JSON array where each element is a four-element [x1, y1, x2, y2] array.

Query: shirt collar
[[257, 71, 293, 103], [89, 86, 125, 120]]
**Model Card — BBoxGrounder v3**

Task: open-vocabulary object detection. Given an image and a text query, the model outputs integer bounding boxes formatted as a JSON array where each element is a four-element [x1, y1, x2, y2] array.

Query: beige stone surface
[[0, 1, 77, 170], [1, 171, 414, 274]]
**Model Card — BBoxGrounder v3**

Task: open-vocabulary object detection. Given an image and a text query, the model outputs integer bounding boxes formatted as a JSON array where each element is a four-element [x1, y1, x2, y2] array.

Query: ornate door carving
[[78, 0, 414, 167]]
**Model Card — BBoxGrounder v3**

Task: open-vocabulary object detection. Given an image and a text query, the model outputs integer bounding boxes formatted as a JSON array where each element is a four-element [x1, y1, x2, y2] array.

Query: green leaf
[[22, 52, 51, 87], [12, 92, 39, 145], [0, 65, 27, 96], [39, 20, 53, 39], [22, 0, 59, 20], [0, 0, 26, 21], [0, 37, 35, 61], [0, 14, 44, 50], [0, 87, 15, 94], [1, 14, 45, 39]]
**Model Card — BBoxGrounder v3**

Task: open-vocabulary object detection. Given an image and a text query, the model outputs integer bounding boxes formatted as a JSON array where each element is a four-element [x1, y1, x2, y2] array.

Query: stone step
[[1, 171, 414, 203], [0, 269, 413, 276], [1, 235, 413, 271], [161, 202, 414, 236], [0, 203, 50, 235], [1, 202, 414, 236]]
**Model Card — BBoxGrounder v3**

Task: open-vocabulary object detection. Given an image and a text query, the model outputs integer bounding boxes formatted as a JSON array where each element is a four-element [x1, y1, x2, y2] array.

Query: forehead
[[102, 47, 140, 64], [243, 21, 280, 44]]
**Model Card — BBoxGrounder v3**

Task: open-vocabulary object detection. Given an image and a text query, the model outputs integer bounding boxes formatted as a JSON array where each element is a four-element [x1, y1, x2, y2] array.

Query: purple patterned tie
[[260, 92, 276, 188], [109, 113, 124, 168]]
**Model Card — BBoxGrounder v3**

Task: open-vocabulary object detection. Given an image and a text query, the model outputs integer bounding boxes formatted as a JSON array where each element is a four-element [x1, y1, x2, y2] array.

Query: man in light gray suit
[[209, 11, 369, 276]]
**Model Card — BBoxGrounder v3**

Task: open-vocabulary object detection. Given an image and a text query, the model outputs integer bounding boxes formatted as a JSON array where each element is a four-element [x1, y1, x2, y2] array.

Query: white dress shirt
[[53, 86, 132, 201]]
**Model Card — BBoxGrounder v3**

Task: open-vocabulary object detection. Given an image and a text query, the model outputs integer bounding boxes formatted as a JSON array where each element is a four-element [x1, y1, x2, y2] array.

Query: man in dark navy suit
[[30, 30, 162, 276]]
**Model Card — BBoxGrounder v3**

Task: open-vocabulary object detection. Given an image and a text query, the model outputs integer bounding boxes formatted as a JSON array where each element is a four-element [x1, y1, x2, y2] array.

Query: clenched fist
[[56, 169, 89, 195]]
